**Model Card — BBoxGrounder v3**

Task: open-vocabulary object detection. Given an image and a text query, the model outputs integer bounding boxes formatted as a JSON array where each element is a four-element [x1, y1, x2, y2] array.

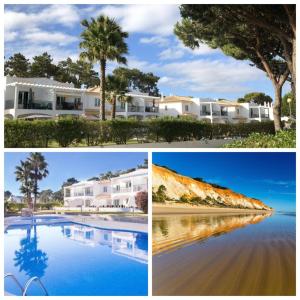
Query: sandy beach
[[153, 203, 272, 215], [153, 212, 295, 296]]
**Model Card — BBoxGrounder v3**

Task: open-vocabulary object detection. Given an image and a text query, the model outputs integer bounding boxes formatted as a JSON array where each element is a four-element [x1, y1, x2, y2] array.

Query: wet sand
[[153, 213, 295, 296], [153, 203, 272, 214]]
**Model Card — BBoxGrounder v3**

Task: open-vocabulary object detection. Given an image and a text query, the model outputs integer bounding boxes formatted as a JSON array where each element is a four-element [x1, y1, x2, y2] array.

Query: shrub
[[54, 118, 84, 147], [135, 191, 148, 213], [35, 201, 63, 210], [4, 119, 55, 147], [110, 119, 139, 144], [224, 130, 296, 148], [6, 202, 27, 212], [4, 118, 279, 148], [153, 185, 168, 203], [81, 120, 111, 146]]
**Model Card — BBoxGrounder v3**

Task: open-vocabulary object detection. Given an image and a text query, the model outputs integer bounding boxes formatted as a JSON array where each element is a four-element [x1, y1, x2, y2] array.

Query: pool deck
[[4, 214, 148, 233]]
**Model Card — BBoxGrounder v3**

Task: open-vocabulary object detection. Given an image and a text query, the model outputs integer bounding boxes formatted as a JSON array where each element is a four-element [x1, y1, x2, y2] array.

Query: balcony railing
[[200, 110, 211, 116], [133, 184, 147, 192], [116, 106, 126, 112], [18, 100, 53, 110], [128, 105, 144, 112], [56, 102, 82, 111], [145, 106, 159, 113], [113, 187, 131, 193]]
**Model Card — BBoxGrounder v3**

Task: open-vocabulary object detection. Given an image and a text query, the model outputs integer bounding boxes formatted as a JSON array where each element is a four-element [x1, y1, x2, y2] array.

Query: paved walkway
[[100, 139, 236, 148]]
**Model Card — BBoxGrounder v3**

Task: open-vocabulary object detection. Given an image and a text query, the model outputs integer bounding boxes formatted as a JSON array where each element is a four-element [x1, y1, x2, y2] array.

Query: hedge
[[4, 118, 275, 148], [224, 130, 296, 148]]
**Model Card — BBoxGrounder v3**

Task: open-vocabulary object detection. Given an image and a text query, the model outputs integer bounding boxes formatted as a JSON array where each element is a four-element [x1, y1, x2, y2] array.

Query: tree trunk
[[273, 84, 283, 132], [291, 38, 296, 99], [112, 96, 116, 119], [100, 59, 106, 121]]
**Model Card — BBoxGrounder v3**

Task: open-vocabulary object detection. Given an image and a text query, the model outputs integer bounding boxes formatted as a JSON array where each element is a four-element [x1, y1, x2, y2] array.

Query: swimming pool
[[4, 220, 148, 296]]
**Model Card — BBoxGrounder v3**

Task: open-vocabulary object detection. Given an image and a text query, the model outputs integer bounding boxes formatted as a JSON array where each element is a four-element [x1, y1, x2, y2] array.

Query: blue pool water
[[4, 221, 148, 296]]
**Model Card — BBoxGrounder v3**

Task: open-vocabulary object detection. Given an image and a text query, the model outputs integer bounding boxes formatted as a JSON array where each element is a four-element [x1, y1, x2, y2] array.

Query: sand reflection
[[153, 212, 271, 255]]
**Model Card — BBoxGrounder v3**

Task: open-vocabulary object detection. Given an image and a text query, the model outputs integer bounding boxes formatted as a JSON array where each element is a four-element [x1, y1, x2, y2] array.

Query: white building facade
[[159, 96, 274, 124], [4, 76, 160, 120], [84, 87, 160, 120], [5, 76, 85, 119], [63, 169, 148, 212]]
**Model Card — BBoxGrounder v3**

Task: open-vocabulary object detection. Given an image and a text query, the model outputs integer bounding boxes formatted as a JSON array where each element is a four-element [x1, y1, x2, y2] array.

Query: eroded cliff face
[[152, 164, 271, 210]]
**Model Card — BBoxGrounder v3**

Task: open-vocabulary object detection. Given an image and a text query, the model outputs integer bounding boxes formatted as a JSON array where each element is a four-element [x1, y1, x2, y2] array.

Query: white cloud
[[140, 36, 170, 47], [123, 56, 268, 95], [159, 40, 219, 60], [96, 5, 180, 36], [22, 28, 78, 46], [5, 5, 80, 32], [159, 48, 185, 60]]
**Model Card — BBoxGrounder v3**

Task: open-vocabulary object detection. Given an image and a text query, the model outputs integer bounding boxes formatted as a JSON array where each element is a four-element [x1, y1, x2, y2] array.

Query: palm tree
[[15, 160, 33, 208], [79, 15, 128, 120], [106, 74, 131, 118], [28, 153, 49, 211]]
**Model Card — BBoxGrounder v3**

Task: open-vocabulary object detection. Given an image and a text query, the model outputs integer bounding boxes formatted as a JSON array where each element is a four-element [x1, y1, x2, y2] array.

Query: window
[[125, 181, 131, 188], [56, 96, 66, 108], [185, 105, 189, 112], [103, 186, 108, 193], [65, 189, 70, 197], [85, 187, 93, 196], [94, 98, 100, 107], [18, 91, 29, 108], [165, 105, 168, 111]]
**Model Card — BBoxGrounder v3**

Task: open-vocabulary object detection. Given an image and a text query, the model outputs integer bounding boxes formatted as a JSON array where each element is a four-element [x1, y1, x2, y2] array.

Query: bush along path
[[5, 117, 276, 148]]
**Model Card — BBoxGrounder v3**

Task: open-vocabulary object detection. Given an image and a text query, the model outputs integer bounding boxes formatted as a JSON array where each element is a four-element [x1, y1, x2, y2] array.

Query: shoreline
[[153, 203, 273, 215]]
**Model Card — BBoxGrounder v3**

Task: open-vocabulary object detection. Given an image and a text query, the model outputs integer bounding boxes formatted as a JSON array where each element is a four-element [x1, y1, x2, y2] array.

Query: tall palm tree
[[106, 74, 131, 119], [28, 153, 49, 211], [79, 15, 128, 120], [15, 160, 33, 208]]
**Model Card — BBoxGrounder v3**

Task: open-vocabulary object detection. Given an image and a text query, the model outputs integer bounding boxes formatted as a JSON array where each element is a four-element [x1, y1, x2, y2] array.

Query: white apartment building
[[84, 87, 160, 119], [63, 168, 148, 212], [4, 76, 275, 123], [159, 96, 274, 123], [4, 76, 85, 119], [4, 76, 160, 120]]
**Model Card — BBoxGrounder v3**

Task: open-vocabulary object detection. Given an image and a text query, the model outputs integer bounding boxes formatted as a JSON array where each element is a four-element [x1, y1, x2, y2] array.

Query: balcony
[[128, 105, 144, 112], [145, 106, 159, 113], [113, 187, 131, 193], [133, 184, 147, 192], [56, 102, 82, 111], [116, 106, 126, 112], [18, 100, 53, 110], [200, 110, 211, 116]]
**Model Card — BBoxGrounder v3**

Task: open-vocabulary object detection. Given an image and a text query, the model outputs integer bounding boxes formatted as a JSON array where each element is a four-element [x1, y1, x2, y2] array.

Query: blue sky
[[4, 4, 290, 100], [153, 152, 296, 212], [5, 152, 147, 195]]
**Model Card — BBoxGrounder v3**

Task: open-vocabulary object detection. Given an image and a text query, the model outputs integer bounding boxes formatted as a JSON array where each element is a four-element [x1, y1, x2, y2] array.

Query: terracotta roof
[[216, 100, 241, 107], [160, 96, 194, 103], [87, 86, 101, 93]]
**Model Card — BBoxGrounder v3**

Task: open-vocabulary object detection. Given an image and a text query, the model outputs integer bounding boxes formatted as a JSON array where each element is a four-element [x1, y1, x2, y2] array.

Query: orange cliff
[[152, 164, 272, 210]]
